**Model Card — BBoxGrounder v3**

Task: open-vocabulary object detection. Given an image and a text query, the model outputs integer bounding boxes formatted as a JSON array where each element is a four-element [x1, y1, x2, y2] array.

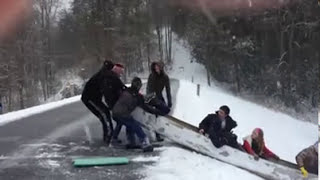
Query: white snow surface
[[143, 147, 263, 180], [131, 156, 160, 162], [0, 95, 80, 126]]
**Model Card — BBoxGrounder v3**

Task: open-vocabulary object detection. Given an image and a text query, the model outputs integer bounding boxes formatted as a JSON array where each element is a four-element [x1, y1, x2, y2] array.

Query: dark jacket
[[112, 87, 165, 118], [81, 66, 126, 108], [199, 112, 237, 135], [146, 62, 171, 105], [296, 143, 318, 174], [199, 112, 238, 148]]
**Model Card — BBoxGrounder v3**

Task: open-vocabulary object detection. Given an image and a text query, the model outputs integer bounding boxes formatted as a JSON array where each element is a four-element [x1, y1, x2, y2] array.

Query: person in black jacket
[[199, 105, 240, 149], [81, 60, 126, 145], [146, 62, 171, 141], [112, 77, 166, 152], [147, 62, 172, 107]]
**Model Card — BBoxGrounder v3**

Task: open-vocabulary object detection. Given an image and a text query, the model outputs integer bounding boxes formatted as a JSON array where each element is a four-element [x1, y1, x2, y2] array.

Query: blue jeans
[[113, 116, 146, 144]]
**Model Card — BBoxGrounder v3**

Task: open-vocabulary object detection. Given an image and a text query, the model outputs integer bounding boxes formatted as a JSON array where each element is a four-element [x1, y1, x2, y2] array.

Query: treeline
[[0, 0, 174, 113], [0, 0, 318, 122], [170, 0, 319, 121]]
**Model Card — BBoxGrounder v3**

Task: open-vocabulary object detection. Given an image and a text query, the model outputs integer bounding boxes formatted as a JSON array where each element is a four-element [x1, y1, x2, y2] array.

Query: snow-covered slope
[[170, 34, 317, 163], [142, 34, 317, 179], [172, 80, 317, 163]]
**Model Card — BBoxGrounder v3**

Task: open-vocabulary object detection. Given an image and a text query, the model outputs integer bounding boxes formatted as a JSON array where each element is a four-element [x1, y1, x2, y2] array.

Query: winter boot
[[141, 137, 154, 152], [155, 133, 164, 142], [110, 138, 122, 146], [125, 144, 141, 149], [125, 131, 140, 149], [103, 135, 112, 146]]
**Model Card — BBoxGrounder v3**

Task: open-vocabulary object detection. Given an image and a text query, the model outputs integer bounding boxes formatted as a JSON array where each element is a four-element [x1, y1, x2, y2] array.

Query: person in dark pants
[[112, 77, 166, 152], [81, 60, 126, 145], [199, 105, 242, 150], [146, 62, 171, 141]]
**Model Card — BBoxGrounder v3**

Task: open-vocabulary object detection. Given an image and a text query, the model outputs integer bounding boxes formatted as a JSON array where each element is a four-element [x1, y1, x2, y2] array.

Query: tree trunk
[[19, 82, 24, 109], [156, 26, 163, 61], [147, 42, 151, 73], [8, 86, 12, 111]]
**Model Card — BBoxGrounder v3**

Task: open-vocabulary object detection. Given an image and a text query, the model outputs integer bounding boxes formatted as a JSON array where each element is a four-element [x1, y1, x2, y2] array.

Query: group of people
[[81, 60, 171, 152], [198, 105, 318, 177], [81, 59, 317, 177]]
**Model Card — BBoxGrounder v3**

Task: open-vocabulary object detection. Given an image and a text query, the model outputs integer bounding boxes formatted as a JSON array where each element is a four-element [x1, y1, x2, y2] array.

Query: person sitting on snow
[[198, 105, 241, 149], [295, 141, 318, 178], [242, 128, 280, 161], [112, 77, 166, 152]]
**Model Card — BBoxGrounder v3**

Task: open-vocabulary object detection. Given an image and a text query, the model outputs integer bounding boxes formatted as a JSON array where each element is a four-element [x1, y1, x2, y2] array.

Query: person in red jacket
[[242, 128, 280, 161]]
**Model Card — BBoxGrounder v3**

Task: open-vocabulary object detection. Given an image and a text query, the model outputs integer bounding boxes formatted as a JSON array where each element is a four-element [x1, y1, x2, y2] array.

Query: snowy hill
[[140, 34, 317, 179]]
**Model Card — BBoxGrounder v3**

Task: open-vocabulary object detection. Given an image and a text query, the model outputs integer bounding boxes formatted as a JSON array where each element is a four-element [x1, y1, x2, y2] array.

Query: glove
[[167, 101, 172, 108], [199, 129, 205, 134], [300, 167, 308, 178], [253, 154, 259, 161]]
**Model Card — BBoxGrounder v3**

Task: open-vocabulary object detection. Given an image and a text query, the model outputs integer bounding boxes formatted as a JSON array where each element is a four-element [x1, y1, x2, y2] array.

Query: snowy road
[[0, 79, 180, 180], [0, 101, 152, 180]]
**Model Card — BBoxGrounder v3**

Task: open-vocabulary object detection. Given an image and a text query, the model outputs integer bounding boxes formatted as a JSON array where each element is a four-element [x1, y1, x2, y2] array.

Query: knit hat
[[219, 105, 230, 115], [131, 77, 142, 90]]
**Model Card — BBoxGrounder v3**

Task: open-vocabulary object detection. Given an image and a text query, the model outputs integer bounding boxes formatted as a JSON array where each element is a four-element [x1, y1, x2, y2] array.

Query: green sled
[[73, 157, 129, 167]]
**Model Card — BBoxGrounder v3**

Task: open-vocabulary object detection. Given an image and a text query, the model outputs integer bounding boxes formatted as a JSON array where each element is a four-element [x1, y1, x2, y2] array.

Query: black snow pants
[[82, 98, 113, 144]]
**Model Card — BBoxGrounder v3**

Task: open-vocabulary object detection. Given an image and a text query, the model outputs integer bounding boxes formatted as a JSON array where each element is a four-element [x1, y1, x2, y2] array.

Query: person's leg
[[87, 100, 113, 144], [209, 132, 224, 148], [224, 132, 242, 150], [112, 122, 123, 143], [127, 117, 153, 152], [125, 116, 147, 141], [155, 100, 170, 114], [151, 97, 169, 141], [125, 125, 136, 146], [82, 99, 102, 119], [115, 116, 140, 149]]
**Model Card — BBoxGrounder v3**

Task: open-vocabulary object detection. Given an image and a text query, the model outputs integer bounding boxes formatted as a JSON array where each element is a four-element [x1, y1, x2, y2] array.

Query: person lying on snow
[[198, 105, 243, 150], [242, 128, 280, 161], [112, 77, 166, 152], [295, 141, 318, 178]]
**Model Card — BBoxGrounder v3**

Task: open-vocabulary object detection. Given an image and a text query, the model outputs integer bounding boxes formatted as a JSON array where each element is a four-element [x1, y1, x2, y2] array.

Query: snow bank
[[131, 156, 160, 163], [0, 95, 80, 126], [143, 147, 262, 180]]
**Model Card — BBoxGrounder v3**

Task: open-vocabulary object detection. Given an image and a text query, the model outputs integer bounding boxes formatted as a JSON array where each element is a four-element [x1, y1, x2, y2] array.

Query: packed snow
[[131, 156, 160, 163], [0, 95, 80, 126], [142, 147, 263, 180]]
